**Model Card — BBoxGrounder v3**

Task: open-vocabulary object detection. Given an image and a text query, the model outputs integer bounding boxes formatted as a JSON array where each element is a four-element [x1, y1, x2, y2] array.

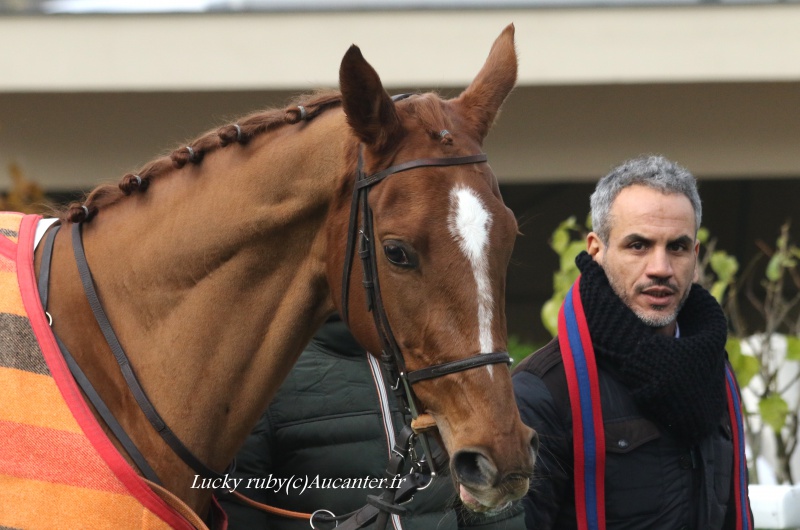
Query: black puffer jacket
[[220, 318, 524, 530], [513, 338, 748, 530]]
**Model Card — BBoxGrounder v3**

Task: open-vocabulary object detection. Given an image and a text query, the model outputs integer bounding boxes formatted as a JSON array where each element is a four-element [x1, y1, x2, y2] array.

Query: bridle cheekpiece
[[339, 95, 513, 474]]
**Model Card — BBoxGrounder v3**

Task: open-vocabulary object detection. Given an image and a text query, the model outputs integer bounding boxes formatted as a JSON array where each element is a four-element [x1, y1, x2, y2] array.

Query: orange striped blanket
[[0, 212, 201, 530]]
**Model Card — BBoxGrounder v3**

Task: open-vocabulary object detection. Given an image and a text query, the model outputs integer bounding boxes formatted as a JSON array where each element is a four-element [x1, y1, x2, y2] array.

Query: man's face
[[587, 184, 700, 336]]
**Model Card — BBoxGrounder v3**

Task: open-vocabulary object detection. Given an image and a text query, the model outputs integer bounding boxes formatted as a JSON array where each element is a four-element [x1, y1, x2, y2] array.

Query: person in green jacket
[[219, 315, 524, 530]]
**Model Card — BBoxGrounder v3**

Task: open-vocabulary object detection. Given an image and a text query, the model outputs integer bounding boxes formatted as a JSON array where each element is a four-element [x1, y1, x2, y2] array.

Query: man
[[220, 314, 525, 529], [513, 155, 753, 529]]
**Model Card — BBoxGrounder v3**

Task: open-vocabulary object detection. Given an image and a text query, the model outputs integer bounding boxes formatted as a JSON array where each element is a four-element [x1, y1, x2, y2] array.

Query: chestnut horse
[[32, 24, 534, 524]]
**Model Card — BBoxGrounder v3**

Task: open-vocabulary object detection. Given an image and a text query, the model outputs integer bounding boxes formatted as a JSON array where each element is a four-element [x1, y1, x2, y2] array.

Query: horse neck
[[51, 113, 354, 510]]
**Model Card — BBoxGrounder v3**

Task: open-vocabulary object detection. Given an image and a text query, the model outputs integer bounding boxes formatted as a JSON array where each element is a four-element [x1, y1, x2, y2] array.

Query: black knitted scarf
[[575, 251, 729, 445]]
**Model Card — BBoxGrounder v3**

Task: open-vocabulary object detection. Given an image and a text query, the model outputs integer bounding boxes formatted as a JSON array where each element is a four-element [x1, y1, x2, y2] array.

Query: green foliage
[[787, 336, 800, 362], [696, 227, 710, 245], [726, 337, 759, 388], [766, 231, 798, 282], [709, 252, 739, 304], [507, 335, 539, 367], [760, 394, 790, 433], [541, 215, 591, 336]]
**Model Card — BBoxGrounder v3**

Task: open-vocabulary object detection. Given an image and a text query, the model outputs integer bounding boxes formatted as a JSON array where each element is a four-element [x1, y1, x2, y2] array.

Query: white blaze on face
[[448, 185, 494, 374]]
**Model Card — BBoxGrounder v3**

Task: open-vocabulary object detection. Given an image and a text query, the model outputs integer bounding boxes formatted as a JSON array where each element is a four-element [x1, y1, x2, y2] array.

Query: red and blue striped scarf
[[559, 275, 752, 530]]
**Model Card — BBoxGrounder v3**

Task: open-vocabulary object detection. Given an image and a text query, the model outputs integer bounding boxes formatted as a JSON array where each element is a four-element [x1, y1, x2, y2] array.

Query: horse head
[[328, 24, 536, 511]]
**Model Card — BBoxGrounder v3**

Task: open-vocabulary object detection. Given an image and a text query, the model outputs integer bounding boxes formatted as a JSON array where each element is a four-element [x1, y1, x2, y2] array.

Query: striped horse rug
[[0, 212, 205, 530]]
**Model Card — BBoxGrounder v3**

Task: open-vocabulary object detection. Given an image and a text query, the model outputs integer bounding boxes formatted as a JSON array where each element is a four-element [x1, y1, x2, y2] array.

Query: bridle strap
[[341, 149, 488, 324], [355, 153, 487, 190], [38, 224, 162, 484], [70, 222, 232, 482], [339, 137, 515, 490], [341, 147, 505, 382], [406, 351, 512, 384]]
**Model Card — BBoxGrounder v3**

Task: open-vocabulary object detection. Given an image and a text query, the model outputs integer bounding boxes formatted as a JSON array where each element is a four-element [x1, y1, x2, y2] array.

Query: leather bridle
[[339, 95, 513, 476]]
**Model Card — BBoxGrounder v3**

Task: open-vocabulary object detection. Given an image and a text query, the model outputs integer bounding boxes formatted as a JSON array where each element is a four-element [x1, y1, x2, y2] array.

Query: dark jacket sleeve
[[513, 368, 573, 530]]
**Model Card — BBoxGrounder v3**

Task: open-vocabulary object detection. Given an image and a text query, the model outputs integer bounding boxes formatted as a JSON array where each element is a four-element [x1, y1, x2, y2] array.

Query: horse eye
[[384, 244, 412, 267]]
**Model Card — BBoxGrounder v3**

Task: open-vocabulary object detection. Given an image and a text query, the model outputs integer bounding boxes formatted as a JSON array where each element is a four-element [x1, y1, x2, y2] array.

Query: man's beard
[[607, 275, 692, 329]]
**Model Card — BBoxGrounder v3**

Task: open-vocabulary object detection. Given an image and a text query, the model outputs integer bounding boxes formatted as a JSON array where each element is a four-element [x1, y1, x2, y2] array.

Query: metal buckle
[[310, 509, 338, 529]]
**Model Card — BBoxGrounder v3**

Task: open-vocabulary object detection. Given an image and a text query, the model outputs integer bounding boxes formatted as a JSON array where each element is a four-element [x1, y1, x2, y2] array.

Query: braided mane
[[59, 90, 455, 224], [59, 91, 343, 223]]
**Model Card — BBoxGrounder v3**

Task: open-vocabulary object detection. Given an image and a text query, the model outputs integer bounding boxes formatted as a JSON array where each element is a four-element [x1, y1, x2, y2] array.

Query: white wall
[[2, 6, 800, 92]]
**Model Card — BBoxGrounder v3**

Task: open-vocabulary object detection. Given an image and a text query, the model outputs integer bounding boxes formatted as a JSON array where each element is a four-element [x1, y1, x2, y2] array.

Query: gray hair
[[590, 155, 702, 244]]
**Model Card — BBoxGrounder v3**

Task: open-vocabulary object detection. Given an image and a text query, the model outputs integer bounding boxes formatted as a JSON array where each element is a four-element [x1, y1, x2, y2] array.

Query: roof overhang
[[2, 5, 799, 93]]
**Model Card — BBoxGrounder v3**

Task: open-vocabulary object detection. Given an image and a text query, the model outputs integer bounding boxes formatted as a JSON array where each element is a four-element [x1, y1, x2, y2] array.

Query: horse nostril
[[452, 449, 496, 487], [530, 429, 540, 457]]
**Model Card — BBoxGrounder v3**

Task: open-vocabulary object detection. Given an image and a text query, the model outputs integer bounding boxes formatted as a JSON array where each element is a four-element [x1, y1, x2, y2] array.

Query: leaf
[[553, 270, 578, 298], [541, 298, 561, 338], [550, 216, 578, 254], [710, 281, 728, 304], [727, 338, 759, 388], [727, 337, 742, 357], [560, 241, 586, 272], [759, 394, 789, 433], [507, 335, 539, 367], [562, 216, 578, 231], [710, 252, 738, 284], [766, 254, 782, 282], [777, 231, 788, 251], [697, 227, 710, 245], [551, 227, 570, 254], [787, 335, 800, 361]]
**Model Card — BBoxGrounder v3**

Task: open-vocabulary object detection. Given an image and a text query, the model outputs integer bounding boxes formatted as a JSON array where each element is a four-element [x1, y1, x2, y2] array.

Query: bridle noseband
[[340, 95, 513, 474]]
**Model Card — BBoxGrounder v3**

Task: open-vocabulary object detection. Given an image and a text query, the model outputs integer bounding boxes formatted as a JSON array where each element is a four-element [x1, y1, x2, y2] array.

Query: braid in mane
[[405, 93, 454, 145], [58, 90, 344, 223], [219, 91, 343, 146]]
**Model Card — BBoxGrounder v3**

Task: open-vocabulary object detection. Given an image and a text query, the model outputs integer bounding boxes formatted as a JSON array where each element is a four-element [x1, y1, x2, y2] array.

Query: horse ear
[[339, 45, 403, 152], [454, 24, 518, 142]]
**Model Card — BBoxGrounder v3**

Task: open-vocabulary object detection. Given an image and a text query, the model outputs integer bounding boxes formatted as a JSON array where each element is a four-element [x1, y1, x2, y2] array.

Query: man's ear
[[693, 240, 701, 282], [587, 232, 604, 263]]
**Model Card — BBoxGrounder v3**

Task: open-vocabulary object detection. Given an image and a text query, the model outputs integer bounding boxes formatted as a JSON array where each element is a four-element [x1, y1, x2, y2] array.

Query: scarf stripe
[[559, 276, 606, 530], [725, 365, 752, 530]]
